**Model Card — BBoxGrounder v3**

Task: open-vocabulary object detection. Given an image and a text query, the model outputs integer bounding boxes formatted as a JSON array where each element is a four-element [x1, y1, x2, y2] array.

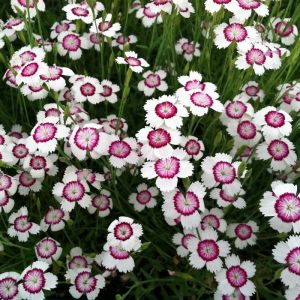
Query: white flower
[[26, 117, 69, 154], [226, 0, 269, 21], [214, 18, 260, 50], [175, 38, 200, 61], [35, 238, 62, 264], [200, 208, 227, 233], [99, 80, 120, 103], [65, 268, 105, 300], [90, 13, 121, 37], [0, 272, 20, 300], [116, 51, 149, 73], [19, 261, 57, 300], [239, 81, 265, 102], [53, 169, 92, 212], [112, 33, 137, 50], [148, 0, 172, 14], [88, 190, 113, 217], [22, 152, 58, 178], [162, 181, 206, 228], [188, 228, 230, 273], [260, 181, 300, 233], [256, 138, 296, 171], [226, 221, 258, 249], [67, 247, 93, 270], [50, 21, 75, 39], [181, 136, 204, 161], [11, 0, 45, 18], [210, 187, 246, 209], [107, 216, 143, 251], [268, 18, 298, 46], [273, 235, 300, 288], [57, 32, 89, 60], [10, 46, 45, 67], [136, 4, 163, 27], [215, 254, 256, 297], [201, 153, 244, 196], [40, 207, 69, 232], [138, 70, 168, 97], [285, 286, 300, 300], [144, 95, 189, 130], [172, 229, 197, 257], [63, 3, 94, 24], [15, 61, 48, 86], [7, 206, 40, 242], [253, 106, 292, 139], [141, 148, 193, 192], [136, 126, 181, 160], [16, 171, 43, 195], [96, 244, 135, 273], [129, 183, 159, 212]]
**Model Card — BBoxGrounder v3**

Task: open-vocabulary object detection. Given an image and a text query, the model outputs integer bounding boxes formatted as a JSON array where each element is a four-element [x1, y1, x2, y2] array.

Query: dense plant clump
[[0, 0, 299, 299]]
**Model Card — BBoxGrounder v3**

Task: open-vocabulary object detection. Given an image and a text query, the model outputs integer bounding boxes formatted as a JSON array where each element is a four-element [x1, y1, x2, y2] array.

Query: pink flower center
[[237, 121, 257, 139], [71, 7, 89, 17], [0, 175, 12, 191], [220, 190, 237, 202], [18, 0, 34, 8], [213, 0, 231, 3], [197, 240, 220, 261], [125, 57, 141, 66], [245, 85, 259, 97], [201, 214, 220, 230], [0, 192, 9, 207], [36, 239, 58, 259], [69, 256, 88, 269], [246, 48, 266, 65], [114, 222, 133, 241], [74, 127, 99, 151], [62, 34, 81, 51], [174, 191, 200, 216], [5, 18, 23, 28], [75, 272, 97, 294], [33, 123, 57, 143], [92, 194, 110, 211], [264, 111, 285, 128], [275, 193, 300, 223], [147, 128, 171, 148], [29, 155, 47, 170], [136, 190, 152, 204], [184, 80, 204, 91], [286, 247, 300, 276], [109, 141, 132, 158], [236, 0, 260, 9], [145, 74, 161, 88], [225, 101, 247, 119], [80, 82, 96, 96], [143, 7, 157, 18], [226, 266, 248, 288], [21, 62, 39, 77], [98, 21, 112, 32], [12, 144, 29, 159], [116, 35, 130, 45], [191, 92, 213, 107], [63, 181, 85, 202], [224, 23, 248, 42], [19, 172, 36, 187], [182, 42, 195, 55], [55, 23, 70, 33], [267, 140, 289, 160], [45, 209, 64, 225], [45, 108, 60, 117], [155, 101, 178, 119], [234, 224, 253, 240], [14, 215, 32, 233], [101, 85, 113, 97], [109, 246, 130, 260], [181, 233, 196, 249], [185, 139, 201, 156], [0, 277, 19, 300], [213, 161, 236, 184], [154, 156, 180, 178]]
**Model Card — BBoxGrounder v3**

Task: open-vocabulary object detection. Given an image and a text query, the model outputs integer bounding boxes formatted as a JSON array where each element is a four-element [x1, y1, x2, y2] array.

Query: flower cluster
[[0, 0, 299, 299]]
